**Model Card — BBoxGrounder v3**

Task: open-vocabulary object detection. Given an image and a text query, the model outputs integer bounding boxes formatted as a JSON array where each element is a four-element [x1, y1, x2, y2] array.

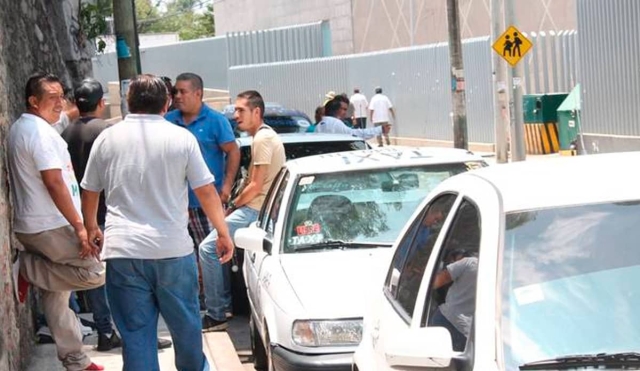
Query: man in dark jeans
[[62, 78, 172, 351]]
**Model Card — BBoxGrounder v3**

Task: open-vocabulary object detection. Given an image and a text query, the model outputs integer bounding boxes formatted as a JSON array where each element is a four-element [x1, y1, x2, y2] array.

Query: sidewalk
[[25, 314, 216, 371]]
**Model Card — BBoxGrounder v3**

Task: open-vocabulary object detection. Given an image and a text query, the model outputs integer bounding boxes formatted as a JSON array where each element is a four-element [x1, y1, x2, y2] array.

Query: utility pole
[[446, 0, 468, 149], [504, 0, 526, 161], [112, 0, 141, 116], [491, 0, 509, 163]]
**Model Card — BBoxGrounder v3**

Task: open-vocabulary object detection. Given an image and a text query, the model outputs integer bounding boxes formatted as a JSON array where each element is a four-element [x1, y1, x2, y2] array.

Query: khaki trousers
[[16, 225, 105, 371]]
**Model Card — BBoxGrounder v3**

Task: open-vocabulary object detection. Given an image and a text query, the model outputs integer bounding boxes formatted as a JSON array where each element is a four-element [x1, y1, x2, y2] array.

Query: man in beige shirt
[[199, 90, 285, 332]]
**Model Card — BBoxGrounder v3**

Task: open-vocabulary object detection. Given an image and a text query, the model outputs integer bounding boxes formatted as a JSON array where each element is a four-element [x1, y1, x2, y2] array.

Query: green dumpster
[[556, 84, 581, 155], [522, 93, 568, 154]]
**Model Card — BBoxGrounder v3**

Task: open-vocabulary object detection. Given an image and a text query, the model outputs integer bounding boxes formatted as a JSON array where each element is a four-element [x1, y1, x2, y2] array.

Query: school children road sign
[[492, 25, 533, 67]]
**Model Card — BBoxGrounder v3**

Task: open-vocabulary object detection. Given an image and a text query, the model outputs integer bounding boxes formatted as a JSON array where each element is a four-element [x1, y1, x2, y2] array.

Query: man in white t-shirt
[[8, 72, 105, 371], [81, 74, 233, 370], [349, 88, 369, 128], [368, 87, 396, 147]]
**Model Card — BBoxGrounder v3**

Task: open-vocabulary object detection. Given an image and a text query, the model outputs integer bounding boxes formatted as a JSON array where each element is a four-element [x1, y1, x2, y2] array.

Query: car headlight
[[292, 319, 363, 347]]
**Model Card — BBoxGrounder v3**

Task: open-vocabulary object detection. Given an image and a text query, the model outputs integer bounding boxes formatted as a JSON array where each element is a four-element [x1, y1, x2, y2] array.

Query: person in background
[[349, 88, 369, 129], [160, 76, 176, 111], [316, 95, 390, 140], [306, 106, 325, 133], [369, 86, 396, 146]]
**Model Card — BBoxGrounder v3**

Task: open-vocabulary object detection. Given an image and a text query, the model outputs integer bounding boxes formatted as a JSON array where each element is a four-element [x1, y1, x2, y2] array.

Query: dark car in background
[[222, 102, 312, 136]]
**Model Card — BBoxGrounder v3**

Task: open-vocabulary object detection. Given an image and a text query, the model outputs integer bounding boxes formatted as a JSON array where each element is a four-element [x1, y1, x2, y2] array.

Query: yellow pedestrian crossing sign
[[492, 25, 533, 67]]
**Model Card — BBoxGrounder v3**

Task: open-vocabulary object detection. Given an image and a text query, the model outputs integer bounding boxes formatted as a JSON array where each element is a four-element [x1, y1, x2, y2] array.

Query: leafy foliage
[[136, 0, 215, 40], [79, 0, 112, 53], [80, 0, 215, 50]]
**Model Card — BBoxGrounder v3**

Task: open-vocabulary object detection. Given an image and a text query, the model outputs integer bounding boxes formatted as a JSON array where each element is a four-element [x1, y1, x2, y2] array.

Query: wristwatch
[[228, 200, 236, 210]]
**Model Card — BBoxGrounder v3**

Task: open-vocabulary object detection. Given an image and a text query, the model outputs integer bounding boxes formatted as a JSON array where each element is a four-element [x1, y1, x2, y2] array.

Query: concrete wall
[[214, 0, 576, 54], [0, 0, 79, 369], [213, 0, 354, 55]]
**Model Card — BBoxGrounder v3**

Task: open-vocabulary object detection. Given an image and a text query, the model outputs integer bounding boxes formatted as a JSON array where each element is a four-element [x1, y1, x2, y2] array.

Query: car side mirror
[[385, 327, 454, 368], [234, 222, 271, 254]]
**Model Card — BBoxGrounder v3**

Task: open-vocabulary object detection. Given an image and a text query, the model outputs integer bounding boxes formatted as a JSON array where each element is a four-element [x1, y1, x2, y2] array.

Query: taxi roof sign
[[492, 25, 533, 67]]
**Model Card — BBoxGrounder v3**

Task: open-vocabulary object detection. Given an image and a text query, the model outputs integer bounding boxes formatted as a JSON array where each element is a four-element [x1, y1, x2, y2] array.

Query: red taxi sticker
[[296, 222, 321, 236]]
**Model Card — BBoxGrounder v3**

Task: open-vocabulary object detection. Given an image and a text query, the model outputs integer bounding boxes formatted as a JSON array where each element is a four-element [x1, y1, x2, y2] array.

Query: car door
[[374, 175, 501, 371], [413, 175, 500, 370], [368, 192, 460, 369], [245, 169, 289, 319], [244, 168, 289, 318]]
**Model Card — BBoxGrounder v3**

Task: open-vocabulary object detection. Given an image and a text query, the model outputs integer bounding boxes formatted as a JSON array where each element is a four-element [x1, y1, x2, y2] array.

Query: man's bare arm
[[432, 269, 453, 289], [220, 141, 240, 202], [81, 190, 102, 256], [232, 165, 267, 208]]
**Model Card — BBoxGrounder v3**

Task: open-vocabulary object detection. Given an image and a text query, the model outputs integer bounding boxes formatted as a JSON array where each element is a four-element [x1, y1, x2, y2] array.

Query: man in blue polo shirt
[[165, 73, 240, 314]]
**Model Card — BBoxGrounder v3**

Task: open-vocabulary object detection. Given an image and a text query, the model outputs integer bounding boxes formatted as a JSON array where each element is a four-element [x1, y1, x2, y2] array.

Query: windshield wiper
[[519, 352, 640, 370], [294, 240, 392, 252]]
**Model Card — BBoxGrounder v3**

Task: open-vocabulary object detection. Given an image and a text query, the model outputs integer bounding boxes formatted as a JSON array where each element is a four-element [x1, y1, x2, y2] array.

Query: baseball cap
[[323, 90, 336, 106], [74, 78, 104, 113]]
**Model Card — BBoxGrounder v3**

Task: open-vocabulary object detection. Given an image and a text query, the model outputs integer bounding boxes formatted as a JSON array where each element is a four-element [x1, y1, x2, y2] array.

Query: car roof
[[236, 133, 367, 147], [461, 151, 640, 212], [283, 146, 484, 174]]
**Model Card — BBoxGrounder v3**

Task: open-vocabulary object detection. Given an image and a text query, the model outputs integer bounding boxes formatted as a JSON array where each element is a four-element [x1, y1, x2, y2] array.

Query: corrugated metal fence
[[92, 21, 328, 91], [227, 21, 329, 67], [578, 0, 640, 137], [228, 31, 577, 144], [523, 31, 578, 94], [92, 36, 229, 91]]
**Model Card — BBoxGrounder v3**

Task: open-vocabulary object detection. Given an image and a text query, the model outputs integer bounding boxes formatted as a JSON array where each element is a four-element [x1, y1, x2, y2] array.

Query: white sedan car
[[234, 147, 487, 371], [354, 151, 640, 371]]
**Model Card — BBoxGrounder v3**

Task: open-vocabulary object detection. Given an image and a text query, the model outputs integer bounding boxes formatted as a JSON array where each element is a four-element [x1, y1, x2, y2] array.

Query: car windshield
[[500, 201, 640, 370], [283, 163, 481, 253]]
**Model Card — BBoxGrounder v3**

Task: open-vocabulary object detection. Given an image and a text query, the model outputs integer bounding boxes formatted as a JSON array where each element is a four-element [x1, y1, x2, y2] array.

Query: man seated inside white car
[[430, 248, 478, 351]]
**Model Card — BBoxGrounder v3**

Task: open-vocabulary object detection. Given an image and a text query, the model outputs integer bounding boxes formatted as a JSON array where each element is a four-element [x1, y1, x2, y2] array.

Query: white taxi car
[[354, 151, 640, 371], [234, 147, 487, 371]]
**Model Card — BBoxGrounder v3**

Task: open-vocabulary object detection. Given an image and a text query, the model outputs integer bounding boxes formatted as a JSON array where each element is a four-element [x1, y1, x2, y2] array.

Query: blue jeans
[[199, 206, 259, 321], [86, 285, 114, 335], [68, 286, 113, 335], [106, 253, 209, 371], [430, 307, 467, 352]]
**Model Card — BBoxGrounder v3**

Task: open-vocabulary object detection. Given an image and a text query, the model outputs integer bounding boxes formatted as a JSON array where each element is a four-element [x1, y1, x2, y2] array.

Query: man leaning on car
[[199, 90, 286, 332]]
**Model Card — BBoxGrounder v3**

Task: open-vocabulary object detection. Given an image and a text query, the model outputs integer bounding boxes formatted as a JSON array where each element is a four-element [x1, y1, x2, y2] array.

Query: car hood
[[279, 248, 393, 318]]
